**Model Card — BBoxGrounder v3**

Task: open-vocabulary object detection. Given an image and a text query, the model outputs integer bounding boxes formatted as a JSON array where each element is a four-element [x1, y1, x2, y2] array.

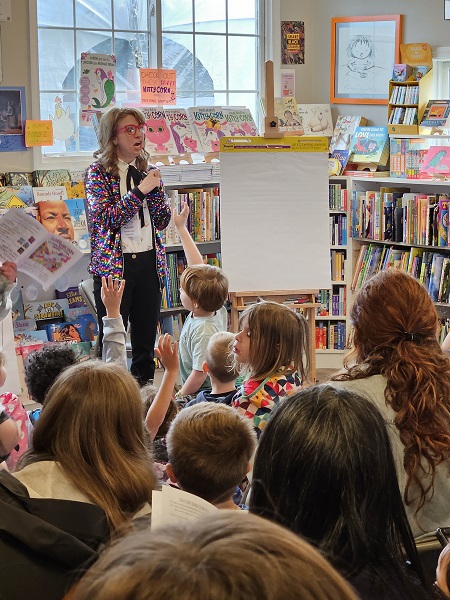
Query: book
[[32, 169, 72, 187], [296, 104, 333, 136], [64, 181, 86, 198], [14, 329, 49, 347], [0, 209, 83, 290], [0, 186, 34, 208], [270, 97, 304, 135], [4, 172, 34, 187], [329, 115, 368, 154], [221, 107, 258, 137], [349, 127, 389, 166], [45, 322, 83, 343], [13, 319, 36, 333], [186, 106, 228, 153], [164, 107, 202, 154], [420, 100, 450, 128], [32, 186, 68, 202], [392, 64, 412, 82], [55, 286, 87, 309], [76, 313, 98, 342], [140, 106, 178, 155], [23, 299, 69, 321], [329, 150, 350, 176], [36, 198, 90, 252], [420, 146, 450, 176]]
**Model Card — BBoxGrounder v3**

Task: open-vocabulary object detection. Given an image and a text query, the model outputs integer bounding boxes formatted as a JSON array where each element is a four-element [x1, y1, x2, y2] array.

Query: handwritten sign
[[25, 120, 53, 147], [139, 68, 176, 105]]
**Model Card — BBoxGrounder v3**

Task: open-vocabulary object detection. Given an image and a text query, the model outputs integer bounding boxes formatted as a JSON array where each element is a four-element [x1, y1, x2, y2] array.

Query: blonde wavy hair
[[93, 107, 150, 177]]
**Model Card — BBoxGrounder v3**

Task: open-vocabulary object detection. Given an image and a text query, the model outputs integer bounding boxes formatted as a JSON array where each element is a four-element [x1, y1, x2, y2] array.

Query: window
[[433, 48, 450, 99], [31, 0, 263, 163]]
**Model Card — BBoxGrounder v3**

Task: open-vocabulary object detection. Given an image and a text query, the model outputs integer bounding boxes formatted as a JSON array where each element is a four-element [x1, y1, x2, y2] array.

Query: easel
[[229, 291, 320, 383]]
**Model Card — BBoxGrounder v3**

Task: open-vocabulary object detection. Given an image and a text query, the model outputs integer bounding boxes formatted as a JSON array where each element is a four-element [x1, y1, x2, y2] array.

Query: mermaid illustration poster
[[331, 15, 402, 104], [79, 53, 116, 125]]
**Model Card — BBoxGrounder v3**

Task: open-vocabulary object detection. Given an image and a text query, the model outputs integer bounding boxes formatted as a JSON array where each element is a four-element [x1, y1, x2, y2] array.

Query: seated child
[[24, 345, 77, 422], [186, 331, 237, 407], [173, 203, 229, 398], [166, 402, 256, 510]]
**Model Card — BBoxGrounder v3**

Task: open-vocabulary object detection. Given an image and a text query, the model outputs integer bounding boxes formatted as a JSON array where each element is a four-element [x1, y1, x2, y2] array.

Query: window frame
[[29, 0, 273, 170]]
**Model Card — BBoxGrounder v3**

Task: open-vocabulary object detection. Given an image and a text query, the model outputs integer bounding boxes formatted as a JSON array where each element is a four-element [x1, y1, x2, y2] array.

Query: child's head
[[179, 264, 228, 313], [24, 345, 77, 405], [20, 360, 155, 531], [204, 331, 238, 384], [141, 382, 178, 439], [233, 301, 310, 381], [0, 351, 6, 387], [166, 402, 256, 504], [71, 512, 358, 600]]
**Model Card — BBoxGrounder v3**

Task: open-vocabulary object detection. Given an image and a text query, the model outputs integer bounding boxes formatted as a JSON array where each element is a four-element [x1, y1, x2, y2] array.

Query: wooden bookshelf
[[387, 69, 433, 135]]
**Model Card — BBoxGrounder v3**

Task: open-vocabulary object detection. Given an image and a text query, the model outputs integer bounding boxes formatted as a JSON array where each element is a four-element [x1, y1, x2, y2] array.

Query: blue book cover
[[428, 254, 445, 301], [66, 198, 91, 253], [77, 313, 98, 342], [349, 126, 389, 164]]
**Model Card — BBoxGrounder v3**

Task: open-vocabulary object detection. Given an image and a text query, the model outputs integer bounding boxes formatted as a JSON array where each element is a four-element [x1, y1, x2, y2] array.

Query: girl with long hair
[[232, 301, 310, 437]]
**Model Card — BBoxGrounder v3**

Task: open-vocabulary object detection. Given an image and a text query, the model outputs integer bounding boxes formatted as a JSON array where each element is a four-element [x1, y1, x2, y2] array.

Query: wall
[[280, 0, 450, 125], [0, 0, 33, 172]]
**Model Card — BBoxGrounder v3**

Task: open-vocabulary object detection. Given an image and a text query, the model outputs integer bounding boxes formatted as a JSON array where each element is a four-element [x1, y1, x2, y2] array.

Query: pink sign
[[139, 69, 176, 105]]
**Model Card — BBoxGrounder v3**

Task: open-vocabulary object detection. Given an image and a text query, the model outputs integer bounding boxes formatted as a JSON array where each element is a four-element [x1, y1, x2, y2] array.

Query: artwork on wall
[[330, 15, 402, 104], [281, 21, 305, 65], [445, 0, 450, 19], [0, 86, 26, 152]]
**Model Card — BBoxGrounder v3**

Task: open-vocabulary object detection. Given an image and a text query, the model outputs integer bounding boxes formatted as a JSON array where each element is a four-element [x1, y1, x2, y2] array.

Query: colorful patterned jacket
[[232, 370, 302, 437], [85, 161, 171, 280]]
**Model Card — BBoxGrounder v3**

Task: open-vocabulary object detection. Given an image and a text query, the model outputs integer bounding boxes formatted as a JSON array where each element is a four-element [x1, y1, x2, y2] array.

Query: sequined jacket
[[85, 161, 171, 280]]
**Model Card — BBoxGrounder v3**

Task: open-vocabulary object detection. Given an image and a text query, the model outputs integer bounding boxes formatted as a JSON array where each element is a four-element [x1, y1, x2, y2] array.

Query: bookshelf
[[387, 69, 433, 135], [315, 177, 351, 370], [348, 176, 450, 340]]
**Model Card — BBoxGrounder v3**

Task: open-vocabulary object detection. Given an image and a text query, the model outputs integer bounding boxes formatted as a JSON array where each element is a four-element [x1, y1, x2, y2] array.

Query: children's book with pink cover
[[420, 146, 450, 175], [164, 108, 202, 154], [186, 107, 228, 153], [141, 107, 178, 155]]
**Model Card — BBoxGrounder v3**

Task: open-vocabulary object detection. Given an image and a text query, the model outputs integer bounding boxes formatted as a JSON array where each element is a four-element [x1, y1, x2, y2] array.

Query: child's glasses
[[116, 124, 147, 136]]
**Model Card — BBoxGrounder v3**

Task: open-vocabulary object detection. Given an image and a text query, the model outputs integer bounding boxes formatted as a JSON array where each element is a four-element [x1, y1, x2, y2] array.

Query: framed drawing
[[330, 15, 402, 104]]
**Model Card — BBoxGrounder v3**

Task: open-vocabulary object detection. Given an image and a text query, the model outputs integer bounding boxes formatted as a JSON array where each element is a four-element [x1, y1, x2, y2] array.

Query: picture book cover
[[164, 108, 201, 154], [13, 319, 36, 333], [36, 198, 90, 252], [420, 146, 450, 176], [64, 181, 86, 199], [33, 186, 68, 203], [329, 115, 368, 154], [77, 313, 98, 342], [14, 329, 48, 347], [186, 107, 228, 153], [221, 107, 258, 137], [11, 289, 24, 321], [70, 341, 93, 362], [330, 150, 350, 175], [140, 107, 178, 155], [420, 100, 450, 127], [392, 64, 412, 82], [24, 299, 69, 321], [296, 104, 333, 136], [32, 169, 71, 187], [4, 172, 34, 187], [80, 53, 116, 125], [349, 126, 389, 165], [45, 322, 83, 343], [55, 286, 87, 309], [273, 97, 304, 135], [0, 186, 34, 208]]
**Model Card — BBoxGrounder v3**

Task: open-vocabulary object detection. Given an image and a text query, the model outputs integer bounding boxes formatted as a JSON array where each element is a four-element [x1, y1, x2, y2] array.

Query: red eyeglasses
[[116, 124, 147, 136]]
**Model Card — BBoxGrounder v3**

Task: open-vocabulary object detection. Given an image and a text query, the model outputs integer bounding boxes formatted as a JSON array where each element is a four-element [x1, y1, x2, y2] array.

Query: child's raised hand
[[172, 202, 189, 231], [101, 275, 125, 319], [155, 333, 179, 373]]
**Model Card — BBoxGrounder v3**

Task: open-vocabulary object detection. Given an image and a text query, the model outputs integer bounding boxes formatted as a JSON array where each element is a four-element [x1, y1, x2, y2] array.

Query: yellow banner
[[220, 136, 328, 153]]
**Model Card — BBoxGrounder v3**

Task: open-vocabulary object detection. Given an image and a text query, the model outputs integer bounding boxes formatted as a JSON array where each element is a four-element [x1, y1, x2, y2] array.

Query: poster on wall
[[281, 69, 295, 96], [79, 53, 116, 125], [281, 21, 305, 65], [0, 87, 26, 152], [139, 68, 177, 105]]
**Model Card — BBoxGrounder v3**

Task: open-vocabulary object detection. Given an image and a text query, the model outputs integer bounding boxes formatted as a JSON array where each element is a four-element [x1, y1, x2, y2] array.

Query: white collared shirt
[[118, 158, 153, 254]]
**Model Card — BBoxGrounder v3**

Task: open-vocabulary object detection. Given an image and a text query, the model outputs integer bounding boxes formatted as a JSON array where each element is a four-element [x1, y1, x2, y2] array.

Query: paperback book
[[141, 106, 178, 155], [329, 115, 368, 154], [420, 100, 450, 128], [164, 107, 202, 154], [296, 104, 333, 136], [186, 107, 228, 153], [349, 126, 389, 166]]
